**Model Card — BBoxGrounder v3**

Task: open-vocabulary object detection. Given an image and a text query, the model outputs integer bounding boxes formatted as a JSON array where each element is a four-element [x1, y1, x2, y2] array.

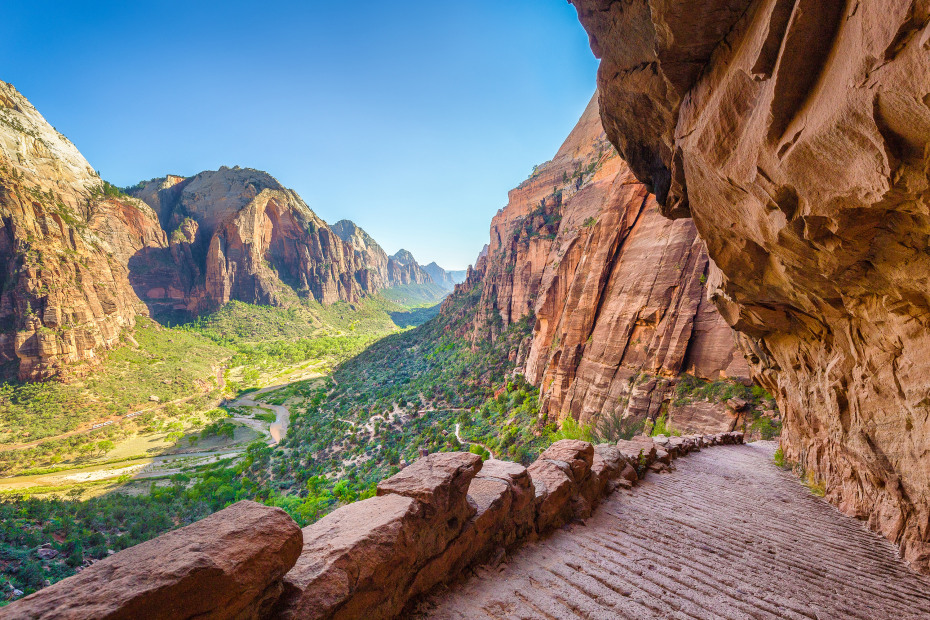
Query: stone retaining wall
[[3, 432, 744, 619]]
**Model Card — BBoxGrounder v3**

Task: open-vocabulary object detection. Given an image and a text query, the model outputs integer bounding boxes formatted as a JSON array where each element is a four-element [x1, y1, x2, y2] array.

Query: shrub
[[548, 417, 594, 443]]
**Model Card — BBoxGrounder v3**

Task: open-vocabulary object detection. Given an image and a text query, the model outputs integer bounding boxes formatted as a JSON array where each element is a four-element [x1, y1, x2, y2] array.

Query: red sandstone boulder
[[617, 437, 657, 467], [475, 459, 535, 542], [528, 459, 576, 533], [377, 451, 482, 517], [276, 452, 482, 620], [3, 501, 302, 620], [592, 444, 624, 493], [529, 441, 600, 531], [538, 440, 594, 481], [619, 462, 638, 484], [276, 494, 423, 620]]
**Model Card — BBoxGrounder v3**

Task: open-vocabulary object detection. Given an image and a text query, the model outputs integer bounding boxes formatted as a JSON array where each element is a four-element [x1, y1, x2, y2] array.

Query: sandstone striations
[[130, 172, 393, 311], [570, 0, 930, 570], [453, 94, 750, 435], [0, 81, 160, 380]]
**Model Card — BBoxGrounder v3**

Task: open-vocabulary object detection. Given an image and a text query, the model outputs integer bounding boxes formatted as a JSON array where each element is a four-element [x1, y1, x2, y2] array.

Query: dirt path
[[454, 423, 494, 460], [419, 441, 930, 619], [0, 389, 221, 453]]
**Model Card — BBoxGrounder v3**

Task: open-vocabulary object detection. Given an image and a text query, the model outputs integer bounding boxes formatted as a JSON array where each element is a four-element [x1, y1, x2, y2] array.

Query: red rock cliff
[[454, 95, 749, 432], [570, 0, 930, 570], [131, 168, 393, 312], [0, 81, 162, 380]]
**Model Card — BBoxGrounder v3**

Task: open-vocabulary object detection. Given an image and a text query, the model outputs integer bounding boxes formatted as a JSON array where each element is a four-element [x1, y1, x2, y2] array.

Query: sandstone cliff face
[[570, 0, 930, 570], [130, 170, 409, 311], [0, 81, 159, 380], [423, 262, 466, 291], [331, 221, 436, 290], [457, 95, 749, 432]]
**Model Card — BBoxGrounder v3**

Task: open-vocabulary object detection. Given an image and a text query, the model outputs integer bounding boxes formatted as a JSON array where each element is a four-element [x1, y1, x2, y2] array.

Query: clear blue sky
[[2, 1, 597, 269]]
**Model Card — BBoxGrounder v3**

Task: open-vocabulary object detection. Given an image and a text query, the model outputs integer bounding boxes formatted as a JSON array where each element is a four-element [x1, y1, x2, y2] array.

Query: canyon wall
[[458, 95, 751, 434], [130, 172, 413, 312], [0, 81, 161, 380], [570, 0, 930, 570], [0, 80, 451, 379], [332, 222, 441, 290]]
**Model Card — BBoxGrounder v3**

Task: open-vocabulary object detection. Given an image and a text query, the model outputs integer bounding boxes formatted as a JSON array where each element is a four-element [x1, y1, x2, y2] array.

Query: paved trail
[[420, 442, 930, 619]]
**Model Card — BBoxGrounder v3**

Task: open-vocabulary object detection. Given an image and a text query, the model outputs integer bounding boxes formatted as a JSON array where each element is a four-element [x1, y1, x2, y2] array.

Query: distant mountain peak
[[391, 249, 417, 265]]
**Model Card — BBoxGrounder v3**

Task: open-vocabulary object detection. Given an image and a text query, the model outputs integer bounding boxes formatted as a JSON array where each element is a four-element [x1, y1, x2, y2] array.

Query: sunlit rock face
[[0, 80, 157, 380], [452, 94, 749, 433], [570, 0, 930, 570], [131, 168, 387, 311]]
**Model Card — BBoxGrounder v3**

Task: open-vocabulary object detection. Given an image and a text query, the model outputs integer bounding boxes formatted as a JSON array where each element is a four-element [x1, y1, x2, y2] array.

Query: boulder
[[726, 398, 749, 412], [528, 459, 575, 533], [592, 444, 624, 491], [476, 459, 535, 542], [537, 440, 594, 482], [277, 452, 482, 620], [276, 494, 423, 620], [4, 501, 302, 620], [616, 437, 657, 467], [377, 451, 482, 517], [619, 463, 638, 484], [668, 436, 686, 455]]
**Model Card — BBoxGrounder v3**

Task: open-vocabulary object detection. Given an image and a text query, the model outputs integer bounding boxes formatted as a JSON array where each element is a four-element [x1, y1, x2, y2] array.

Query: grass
[[0, 318, 229, 446], [774, 447, 786, 468], [548, 416, 593, 443]]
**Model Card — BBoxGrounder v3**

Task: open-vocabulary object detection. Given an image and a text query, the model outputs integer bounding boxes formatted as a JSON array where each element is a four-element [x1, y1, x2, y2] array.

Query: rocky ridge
[[3, 433, 745, 619], [330, 220, 437, 289], [129, 174, 412, 312], [0, 81, 162, 380], [449, 94, 752, 435], [423, 262, 466, 291], [569, 0, 930, 571], [0, 81, 445, 379]]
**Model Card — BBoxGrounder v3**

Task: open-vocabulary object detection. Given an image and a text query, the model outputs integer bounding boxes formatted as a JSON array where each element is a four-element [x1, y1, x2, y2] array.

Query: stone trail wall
[[2, 432, 744, 619]]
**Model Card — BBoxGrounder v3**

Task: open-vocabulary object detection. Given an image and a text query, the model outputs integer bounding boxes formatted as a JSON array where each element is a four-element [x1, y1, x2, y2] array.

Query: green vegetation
[[0, 318, 228, 456], [774, 446, 786, 468], [548, 416, 593, 443], [379, 283, 448, 307], [648, 410, 680, 437], [0, 441, 276, 598], [672, 374, 781, 439], [593, 411, 644, 443]]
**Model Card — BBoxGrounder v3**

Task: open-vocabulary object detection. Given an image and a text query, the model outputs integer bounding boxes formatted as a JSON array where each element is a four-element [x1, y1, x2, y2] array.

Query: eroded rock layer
[[455, 95, 749, 433], [570, 0, 930, 570], [0, 81, 160, 380], [130, 171, 407, 311]]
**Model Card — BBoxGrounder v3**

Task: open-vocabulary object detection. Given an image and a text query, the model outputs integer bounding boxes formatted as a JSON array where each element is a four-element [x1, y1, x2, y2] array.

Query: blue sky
[[2, 1, 598, 269]]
